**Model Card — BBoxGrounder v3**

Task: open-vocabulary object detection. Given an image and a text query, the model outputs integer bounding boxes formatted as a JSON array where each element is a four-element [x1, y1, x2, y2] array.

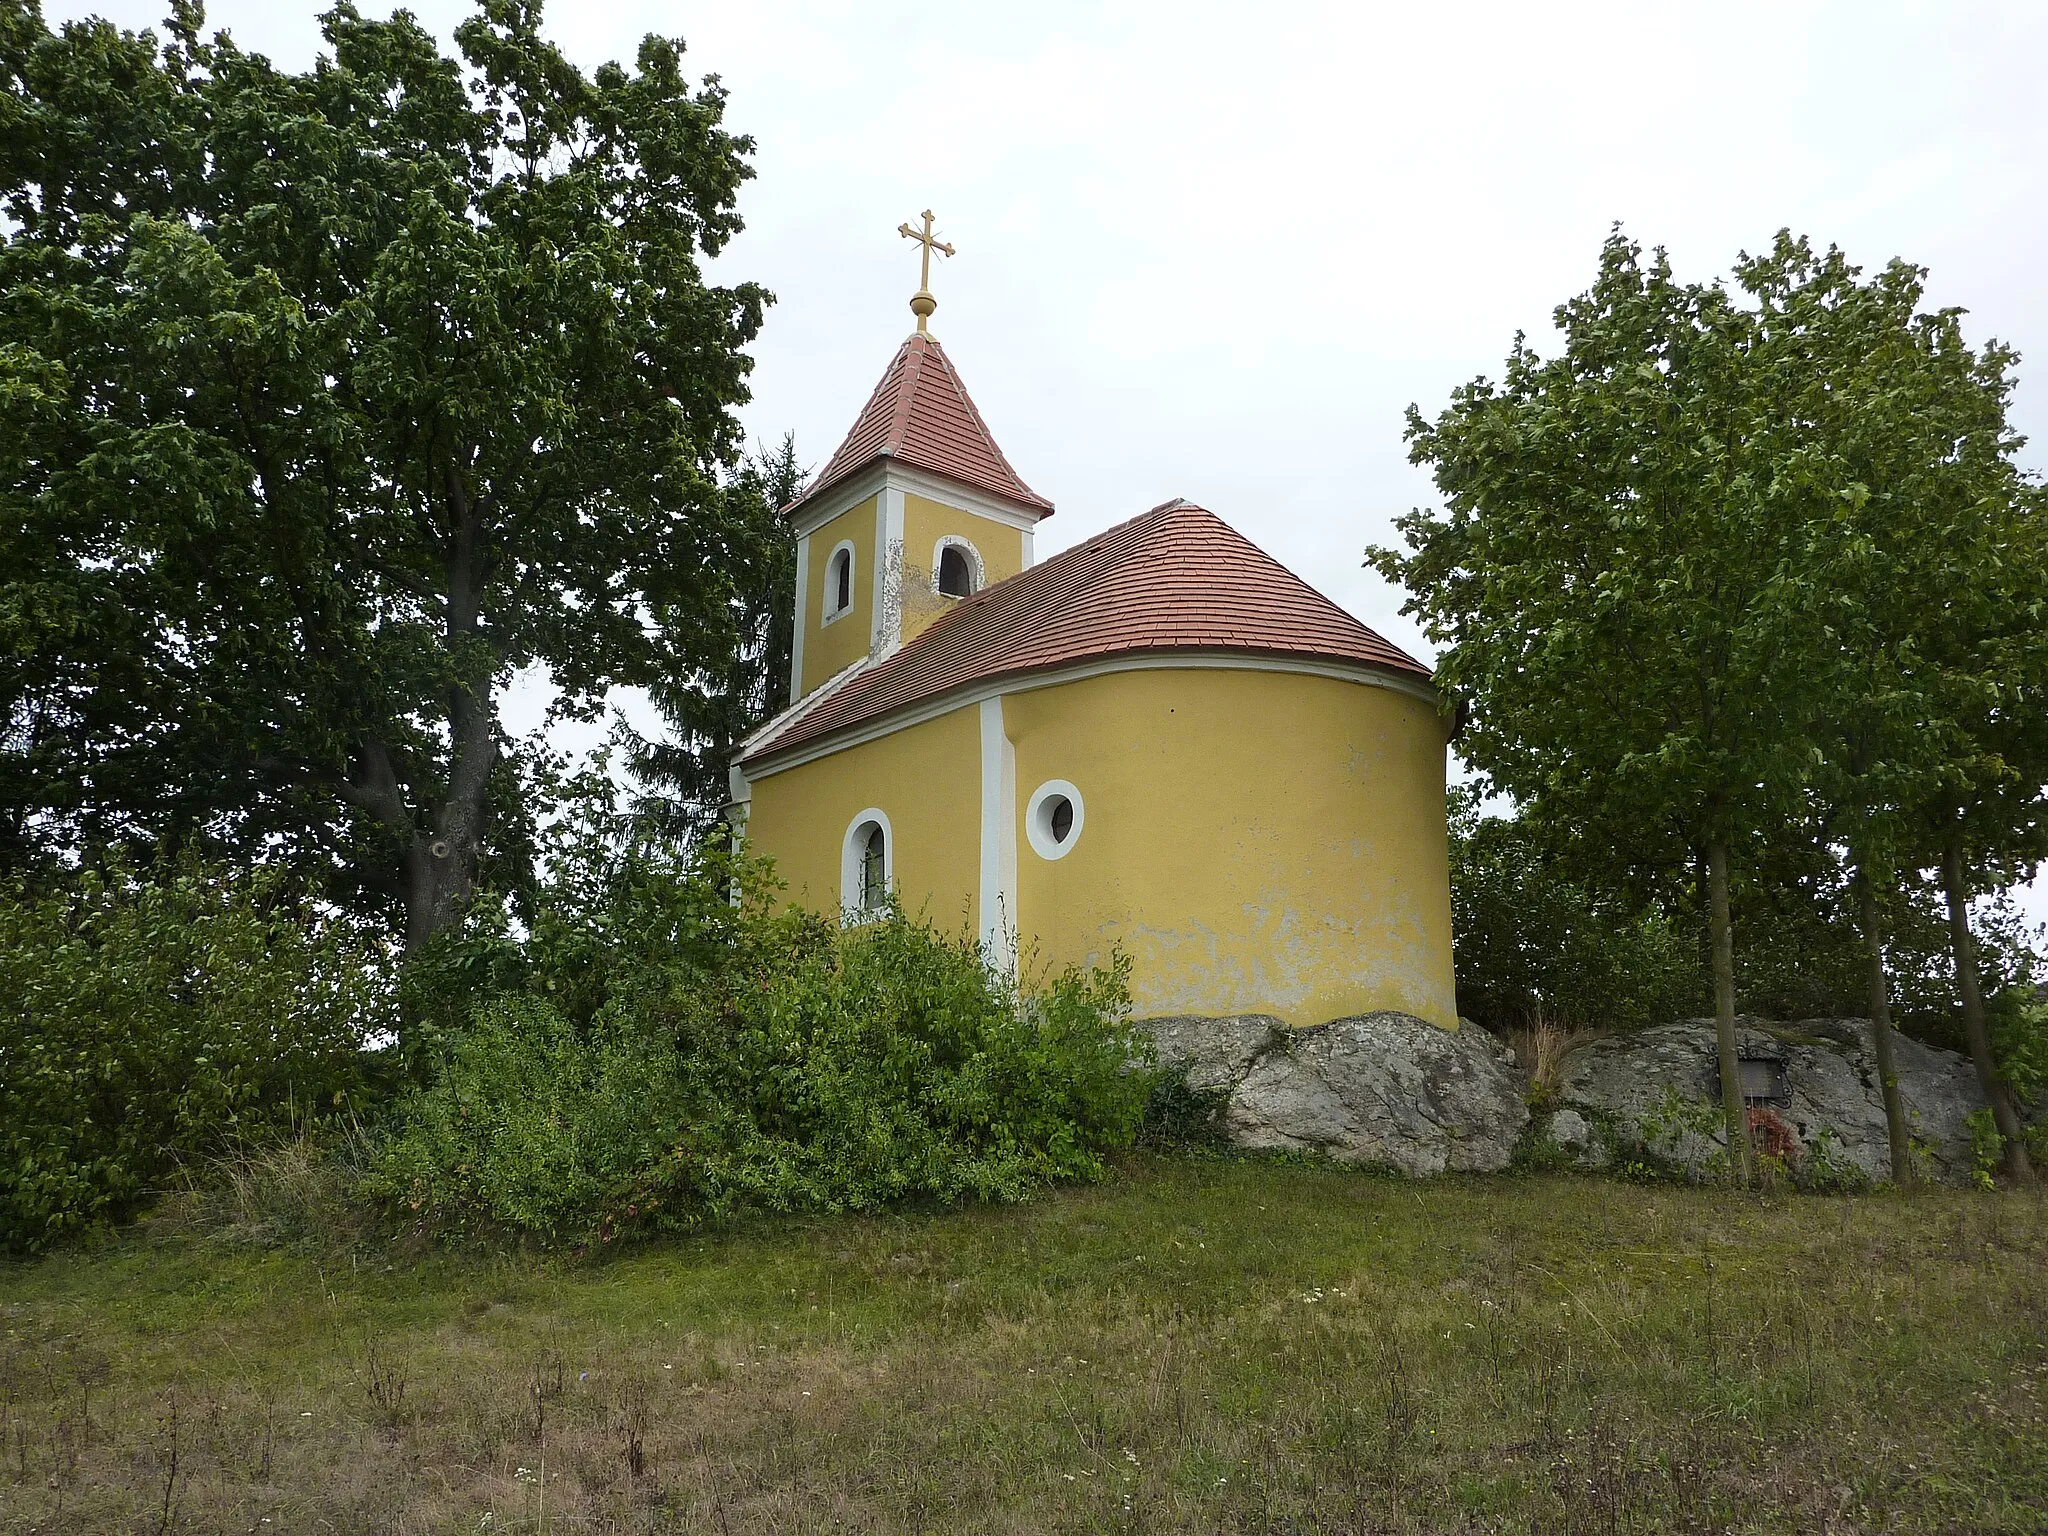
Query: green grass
[[3, 1155, 2045, 1533]]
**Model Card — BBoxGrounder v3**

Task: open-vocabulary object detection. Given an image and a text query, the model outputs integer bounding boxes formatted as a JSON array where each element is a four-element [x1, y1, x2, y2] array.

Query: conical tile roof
[[741, 500, 1431, 765], [787, 332, 1053, 518]]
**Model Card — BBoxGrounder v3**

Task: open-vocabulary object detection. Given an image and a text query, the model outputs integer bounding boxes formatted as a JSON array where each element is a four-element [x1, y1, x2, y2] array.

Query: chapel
[[729, 219, 1458, 1031]]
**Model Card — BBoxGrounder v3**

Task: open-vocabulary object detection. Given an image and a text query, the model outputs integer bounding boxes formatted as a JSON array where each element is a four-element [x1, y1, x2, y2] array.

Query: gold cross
[[898, 209, 954, 334]]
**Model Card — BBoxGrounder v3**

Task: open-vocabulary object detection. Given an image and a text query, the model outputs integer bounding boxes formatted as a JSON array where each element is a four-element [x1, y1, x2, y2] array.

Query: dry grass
[[2, 1157, 2045, 1533], [1502, 1021, 1604, 1098]]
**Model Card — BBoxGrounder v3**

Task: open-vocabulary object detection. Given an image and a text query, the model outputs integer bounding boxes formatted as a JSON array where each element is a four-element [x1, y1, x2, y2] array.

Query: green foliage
[[1798, 1128, 1872, 1194], [1374, 232, 1820, 907], [0, 2, 771, 948], [1136, 1073, 1234, 1152], [632, 433, 806, 839], [366, 851, 1148, 1245], [1449, 797, 1701, 1033], [0, 861, 388, 1252], [1988, 985, 2048, 1109], [1629, 1087, 1732, 1183], [1964, 1108, 2005, 1192]]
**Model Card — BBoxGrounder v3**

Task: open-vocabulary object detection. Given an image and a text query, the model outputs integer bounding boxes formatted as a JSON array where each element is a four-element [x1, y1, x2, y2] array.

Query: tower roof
[[786, 332, 1054, 520], [740, 500, 1432, 766]]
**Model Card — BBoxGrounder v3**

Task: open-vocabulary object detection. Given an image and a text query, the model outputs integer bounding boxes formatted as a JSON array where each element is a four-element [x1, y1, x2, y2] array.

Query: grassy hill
[[2, 1155, 2044, 1533]]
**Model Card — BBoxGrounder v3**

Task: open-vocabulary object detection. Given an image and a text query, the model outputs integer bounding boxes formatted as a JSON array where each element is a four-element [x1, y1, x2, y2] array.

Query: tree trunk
[[1706, 839, 1751, 1180], [1853, 862, 1913, 1183], [387, 457, 498, 955], [1941, 829, 2034, 1183], [403, 828, 480, 955]]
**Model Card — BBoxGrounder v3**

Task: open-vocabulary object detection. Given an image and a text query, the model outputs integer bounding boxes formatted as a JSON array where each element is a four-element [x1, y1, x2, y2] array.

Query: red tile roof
[[786, 333, 1054, 519], [741, 500, 1433, 765]]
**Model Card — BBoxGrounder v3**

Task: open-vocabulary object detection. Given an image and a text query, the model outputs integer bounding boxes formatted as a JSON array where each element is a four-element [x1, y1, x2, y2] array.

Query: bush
[[0, 862, 389, 1252], [1450, 803, 1702, 1035], [366, 852, 1149, 1246]]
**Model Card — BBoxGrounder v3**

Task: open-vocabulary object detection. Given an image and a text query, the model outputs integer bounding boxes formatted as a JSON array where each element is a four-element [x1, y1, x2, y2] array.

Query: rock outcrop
[[1137, 1011, 1529, 1175], [1543, 1017, 1982, 1182]]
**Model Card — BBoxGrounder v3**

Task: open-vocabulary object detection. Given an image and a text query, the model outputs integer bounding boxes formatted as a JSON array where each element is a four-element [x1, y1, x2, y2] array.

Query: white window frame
[[931, 534, 984, 599], [841, 807, 894, 919], [1025, 779, 1084, 861], [822, 540, 857, 625]]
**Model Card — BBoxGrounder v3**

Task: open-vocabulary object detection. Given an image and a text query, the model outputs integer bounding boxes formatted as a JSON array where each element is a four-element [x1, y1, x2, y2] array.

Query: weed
[[0, 1160, 2043, 1531]]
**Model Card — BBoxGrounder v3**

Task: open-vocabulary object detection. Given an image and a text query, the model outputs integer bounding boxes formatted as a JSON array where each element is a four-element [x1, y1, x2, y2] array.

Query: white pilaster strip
[[1021, 526, 1035, 569], [788, 532, 810, 703], [978, 694, 1018, 972], [872, 484, 906, 653]]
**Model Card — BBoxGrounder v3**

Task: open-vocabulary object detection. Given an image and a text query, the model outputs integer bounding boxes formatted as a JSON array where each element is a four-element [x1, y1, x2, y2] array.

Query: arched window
[[841, 808, 893, 917], [932, 536, 982, 599], [938, 545, 973, 598], [860, 823, 886, 910], [824, 543, 854, 620]]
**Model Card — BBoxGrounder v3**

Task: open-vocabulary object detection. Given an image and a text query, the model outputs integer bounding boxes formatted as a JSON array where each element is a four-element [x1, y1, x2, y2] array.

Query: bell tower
[[782, 213, 1055, 703]]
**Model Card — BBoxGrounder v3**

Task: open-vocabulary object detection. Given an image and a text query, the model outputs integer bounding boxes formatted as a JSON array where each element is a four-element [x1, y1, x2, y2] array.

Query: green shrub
[[366, 857, 1149, 1246], [1450, 801, 1702, 1034], [0, 862, 389, 1252]]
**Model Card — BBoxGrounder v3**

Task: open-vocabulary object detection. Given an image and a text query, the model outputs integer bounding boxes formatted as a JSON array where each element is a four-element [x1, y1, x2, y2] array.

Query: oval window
[[1026, 780, 1084, 861]]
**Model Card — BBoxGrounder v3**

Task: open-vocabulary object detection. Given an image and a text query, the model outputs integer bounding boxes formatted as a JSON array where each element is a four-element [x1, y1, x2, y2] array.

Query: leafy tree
[[0, 1, 769, 948], [1373, 232, 1830, 1174], [1732, 234, 2045, 1180], [1924, 579, 2048, 1180], [631, 433, 802, 839]]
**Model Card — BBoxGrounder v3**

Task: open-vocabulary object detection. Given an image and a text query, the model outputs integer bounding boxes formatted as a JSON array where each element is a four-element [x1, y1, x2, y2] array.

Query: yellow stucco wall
[[741, 661, 1456, 1032], [799, 494, 879, 696], [743, 702, 982, 933], [898, 493, 1029, 644], [1002, 668, 1455, 1029]]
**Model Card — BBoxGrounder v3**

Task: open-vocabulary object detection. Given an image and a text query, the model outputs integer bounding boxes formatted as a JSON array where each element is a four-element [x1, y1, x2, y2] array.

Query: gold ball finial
[[898, 209, 954, 336]]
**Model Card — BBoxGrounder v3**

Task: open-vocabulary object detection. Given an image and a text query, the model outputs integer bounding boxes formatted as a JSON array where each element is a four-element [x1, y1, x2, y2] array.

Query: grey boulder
[[1551, 1017, 1983, 1182], [1137, 1011, 1529, 1176]]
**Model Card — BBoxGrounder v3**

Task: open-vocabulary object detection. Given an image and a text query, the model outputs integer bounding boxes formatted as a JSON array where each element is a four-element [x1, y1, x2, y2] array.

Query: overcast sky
[[57, 1, 2048, 929]]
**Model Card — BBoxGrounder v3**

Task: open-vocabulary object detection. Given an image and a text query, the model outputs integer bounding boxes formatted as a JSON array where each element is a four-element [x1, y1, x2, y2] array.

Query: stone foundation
[[1138, 1011, 2009, 1184], [1135, 1012, 1529, 1175], [1543, 1017, 1983, 1182]]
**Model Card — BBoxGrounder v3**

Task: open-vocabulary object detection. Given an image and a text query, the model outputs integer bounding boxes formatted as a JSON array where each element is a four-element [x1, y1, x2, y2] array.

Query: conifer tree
[[633, 433, 803, 838]]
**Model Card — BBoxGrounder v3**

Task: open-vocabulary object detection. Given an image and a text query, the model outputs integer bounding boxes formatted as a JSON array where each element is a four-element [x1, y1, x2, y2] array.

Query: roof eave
[[782, 449, 1055, 525], [738, 645, 1440, 773]]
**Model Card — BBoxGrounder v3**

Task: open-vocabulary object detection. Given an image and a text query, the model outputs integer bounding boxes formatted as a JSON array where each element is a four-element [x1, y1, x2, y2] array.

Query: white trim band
[[743, 650, 1442, 780], [791, 460, 1050, 541]]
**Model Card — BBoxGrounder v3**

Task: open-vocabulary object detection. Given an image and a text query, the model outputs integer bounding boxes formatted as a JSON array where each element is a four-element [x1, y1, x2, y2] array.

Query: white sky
[[57, 0, 2048, 932]]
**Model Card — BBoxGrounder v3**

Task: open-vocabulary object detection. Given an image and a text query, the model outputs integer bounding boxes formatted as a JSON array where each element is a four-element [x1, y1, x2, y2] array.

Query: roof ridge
[[886, 335, 924, 452]]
